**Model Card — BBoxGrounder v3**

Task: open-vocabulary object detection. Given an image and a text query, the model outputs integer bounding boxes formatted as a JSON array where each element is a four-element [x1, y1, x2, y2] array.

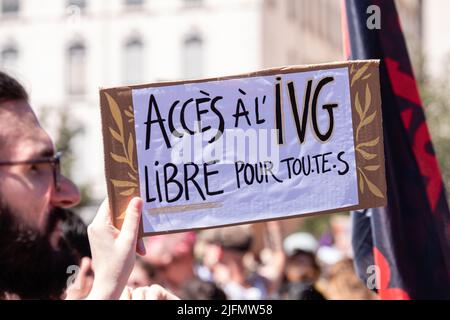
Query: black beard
[[0, 202, 79, 300]]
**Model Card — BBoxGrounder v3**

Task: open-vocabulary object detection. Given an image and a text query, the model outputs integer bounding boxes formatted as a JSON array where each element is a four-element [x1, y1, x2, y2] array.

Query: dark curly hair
[[0, 71, 28, 103]]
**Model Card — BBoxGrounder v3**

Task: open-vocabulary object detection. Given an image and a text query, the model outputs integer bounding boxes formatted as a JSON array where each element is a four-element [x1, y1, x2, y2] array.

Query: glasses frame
[[0, 151, 62, 191]]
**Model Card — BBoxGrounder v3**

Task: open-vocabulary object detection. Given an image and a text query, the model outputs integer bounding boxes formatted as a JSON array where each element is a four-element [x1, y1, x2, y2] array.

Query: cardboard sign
[[99, 60, 386, 236]]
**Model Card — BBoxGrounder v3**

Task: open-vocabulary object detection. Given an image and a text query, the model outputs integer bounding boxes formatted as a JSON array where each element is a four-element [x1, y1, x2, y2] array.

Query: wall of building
[[0, 0, 264, 201], [262, 0, 343, 68]]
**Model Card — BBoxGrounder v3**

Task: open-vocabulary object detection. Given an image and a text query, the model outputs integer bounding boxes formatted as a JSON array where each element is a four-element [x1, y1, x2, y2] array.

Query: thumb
[[91, 198, 113, 227], [119, 286, 132, 300], [79, 257, 92, 278], [75, 257, 92, 288], [136, 238, 146, 256], [118, 197, 143, 244]]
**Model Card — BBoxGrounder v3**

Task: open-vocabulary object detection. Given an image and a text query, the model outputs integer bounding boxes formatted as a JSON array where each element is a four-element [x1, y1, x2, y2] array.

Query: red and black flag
[[341, 0, 450, 299]]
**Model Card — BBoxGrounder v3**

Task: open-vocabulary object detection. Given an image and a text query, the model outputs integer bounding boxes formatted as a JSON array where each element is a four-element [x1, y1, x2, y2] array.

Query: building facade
[[262, 0, 450, 80], [0, 0, 264, 203]]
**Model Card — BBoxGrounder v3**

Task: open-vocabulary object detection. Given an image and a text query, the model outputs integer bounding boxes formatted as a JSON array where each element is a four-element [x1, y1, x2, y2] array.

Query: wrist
[[86, 276, 122, 300]]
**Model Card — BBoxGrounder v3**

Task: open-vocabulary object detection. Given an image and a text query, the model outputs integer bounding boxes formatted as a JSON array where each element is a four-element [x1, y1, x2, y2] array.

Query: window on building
[[319, 0, 330, 39], [125, 0, 144, 6], [183, 34, 203, 79], [67, 42, 86, 95], [67, 0, 86, 12], [287, 0, 297, 21], [266, 0, 276, 9], [299, 0, 311, 31], [1, 0, 20, 15], [1, 46, 18, 71], [311, 0, 320, 36], [184, 0, 202, 8], [123, 38, 144, 84]]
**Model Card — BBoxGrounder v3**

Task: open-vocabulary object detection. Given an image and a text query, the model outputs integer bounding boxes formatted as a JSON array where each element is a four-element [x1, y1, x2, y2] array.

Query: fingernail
[[138, 240, 146, 254], [131, 197, 143, 211]]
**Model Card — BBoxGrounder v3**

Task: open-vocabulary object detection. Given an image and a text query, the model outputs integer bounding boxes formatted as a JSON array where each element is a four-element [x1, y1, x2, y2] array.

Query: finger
[[79, 257, 92, 278], [131, 287, 146, 300], [136, 238, 146, 256], [147, 285, 180, 300], [74, 257, 91, 289], [161, 290, 180, 300], [119, 286, 132, 300], [91, 198, 112, 226], [118, 197, 143, 244]]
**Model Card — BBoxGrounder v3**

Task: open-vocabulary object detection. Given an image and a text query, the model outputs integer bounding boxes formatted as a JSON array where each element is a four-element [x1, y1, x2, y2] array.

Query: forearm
[[85, 278, 121, 300]]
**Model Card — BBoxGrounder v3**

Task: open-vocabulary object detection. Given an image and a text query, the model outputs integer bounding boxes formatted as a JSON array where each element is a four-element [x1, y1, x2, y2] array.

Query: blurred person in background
[[277, 232, 326, 300], [318, 215, 353, 256], [127, 257, 156, 289], [327, 215, 353, 258], [315, 214, 354, 290], [142, 232, 199, 296], [315, 245, 345, 278], [253, 221, 286, 299], [320, 258, 378, 300], [55, 209, 93, 299], [57, 208, 91, 260], [199, 225, 272, 300], [178, 278, 227, 300]]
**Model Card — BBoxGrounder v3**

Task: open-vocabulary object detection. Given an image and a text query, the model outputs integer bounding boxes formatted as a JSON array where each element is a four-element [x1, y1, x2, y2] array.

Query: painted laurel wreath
[[350, 63, 384, 198], [104, 92, 138, 197]]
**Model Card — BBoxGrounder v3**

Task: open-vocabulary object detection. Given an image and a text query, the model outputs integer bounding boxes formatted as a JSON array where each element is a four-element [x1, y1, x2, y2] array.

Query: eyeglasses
[[0, 151, 62, 191]]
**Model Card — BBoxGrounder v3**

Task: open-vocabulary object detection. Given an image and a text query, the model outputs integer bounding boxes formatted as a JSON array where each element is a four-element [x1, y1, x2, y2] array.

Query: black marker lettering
[[311, 77, 337, 142], [145, 94, 171, 150]]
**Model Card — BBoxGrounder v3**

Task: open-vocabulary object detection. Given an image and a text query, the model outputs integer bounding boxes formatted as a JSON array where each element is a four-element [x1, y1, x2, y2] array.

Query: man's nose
[[50, 175, 81, 208]]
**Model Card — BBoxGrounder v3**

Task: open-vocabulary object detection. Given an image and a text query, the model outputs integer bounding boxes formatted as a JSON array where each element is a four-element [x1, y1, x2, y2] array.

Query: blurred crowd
[[63, 212, 378, 300]]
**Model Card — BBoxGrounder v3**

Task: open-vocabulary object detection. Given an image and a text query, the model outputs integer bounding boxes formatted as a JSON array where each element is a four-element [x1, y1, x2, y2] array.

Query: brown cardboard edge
[[348, 60, 387, 210], [140, 203, 379, 237], [370, 62, 387, 205], [99, 91, 118, 228], [100, 60, 381, 91], [99, 87, 143, 237]]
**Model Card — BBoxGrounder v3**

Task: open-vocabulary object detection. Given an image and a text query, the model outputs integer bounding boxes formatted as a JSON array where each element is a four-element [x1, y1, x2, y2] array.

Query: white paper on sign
[[131, 67, 358, 233]]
